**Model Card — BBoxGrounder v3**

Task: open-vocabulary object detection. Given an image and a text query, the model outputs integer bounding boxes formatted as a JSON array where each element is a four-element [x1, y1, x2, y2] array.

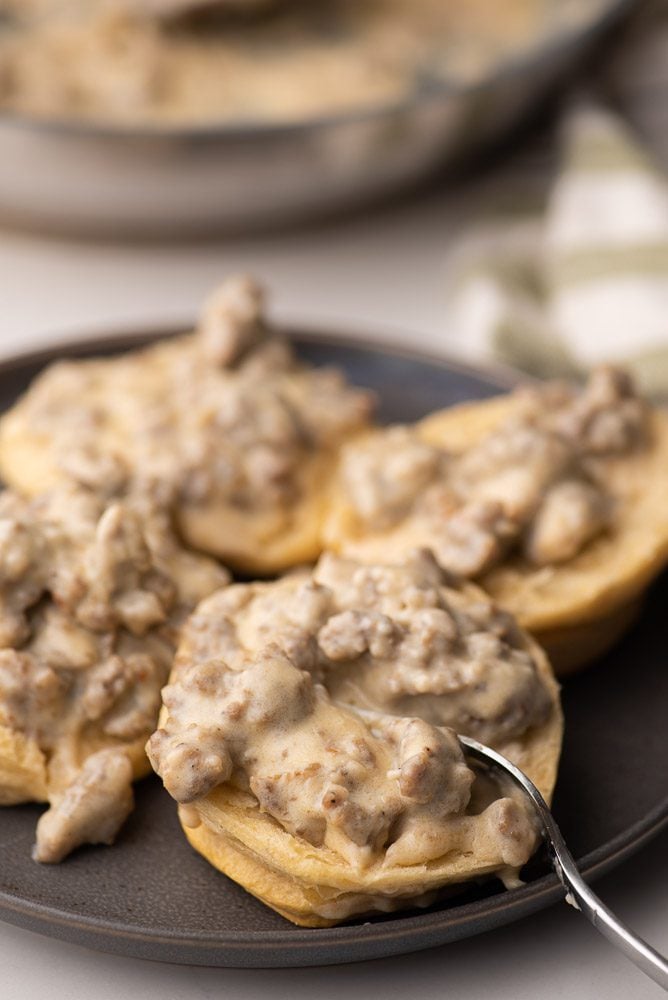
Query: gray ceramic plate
[[0, 330, 666, 968]]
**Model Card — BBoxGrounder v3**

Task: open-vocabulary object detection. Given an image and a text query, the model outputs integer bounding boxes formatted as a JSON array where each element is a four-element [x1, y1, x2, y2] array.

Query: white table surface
[[0, 181, 666, 999]]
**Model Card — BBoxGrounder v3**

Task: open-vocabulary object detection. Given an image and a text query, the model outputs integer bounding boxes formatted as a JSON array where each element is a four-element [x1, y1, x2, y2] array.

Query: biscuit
[[148, 550, 562, 925], [0, 276, 374, 575], [324, 369, 668, 673], [0, 487, 226, 861]]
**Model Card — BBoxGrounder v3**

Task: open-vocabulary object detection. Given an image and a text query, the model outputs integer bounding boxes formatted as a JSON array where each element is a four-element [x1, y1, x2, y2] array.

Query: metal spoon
[[459, 735, 668, 991]]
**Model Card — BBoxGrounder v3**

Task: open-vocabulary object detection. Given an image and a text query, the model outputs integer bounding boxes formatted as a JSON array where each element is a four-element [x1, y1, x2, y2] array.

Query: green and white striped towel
[[444, 0, 668, 395]]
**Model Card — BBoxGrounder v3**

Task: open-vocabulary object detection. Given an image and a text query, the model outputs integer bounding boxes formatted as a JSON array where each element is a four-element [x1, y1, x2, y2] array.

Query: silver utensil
[[460, 735, 668, 990]]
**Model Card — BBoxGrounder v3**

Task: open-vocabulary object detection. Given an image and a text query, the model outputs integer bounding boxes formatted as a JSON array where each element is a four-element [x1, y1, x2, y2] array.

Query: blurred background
[[0, 0, 666, 383]]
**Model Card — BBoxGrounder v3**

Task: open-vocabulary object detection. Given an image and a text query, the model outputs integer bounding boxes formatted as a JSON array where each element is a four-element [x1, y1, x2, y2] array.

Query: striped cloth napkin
[[444, 0, 668, 395]]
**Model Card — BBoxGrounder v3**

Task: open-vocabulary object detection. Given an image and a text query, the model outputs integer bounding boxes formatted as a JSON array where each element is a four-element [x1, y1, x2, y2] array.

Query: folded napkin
[[444, 0, 668, 395]]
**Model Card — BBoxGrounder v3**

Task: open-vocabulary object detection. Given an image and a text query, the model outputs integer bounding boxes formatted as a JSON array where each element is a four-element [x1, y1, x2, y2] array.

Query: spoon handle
[[459, 736, 668, 991], [540, 806, 668, 990]]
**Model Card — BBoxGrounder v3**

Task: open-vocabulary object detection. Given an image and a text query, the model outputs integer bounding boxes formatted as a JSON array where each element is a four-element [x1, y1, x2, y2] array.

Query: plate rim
[[0, 326, 665, 964], [0, 321, 525, 390], [1, 797, 666, 955]]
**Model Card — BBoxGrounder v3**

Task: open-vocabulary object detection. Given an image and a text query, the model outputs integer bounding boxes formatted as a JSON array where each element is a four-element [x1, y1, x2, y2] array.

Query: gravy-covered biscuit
[[148, 550, 561, 926], [0, 276, 373, 574], [0, 487, 226, 862], [324, 369, 668, 672]]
